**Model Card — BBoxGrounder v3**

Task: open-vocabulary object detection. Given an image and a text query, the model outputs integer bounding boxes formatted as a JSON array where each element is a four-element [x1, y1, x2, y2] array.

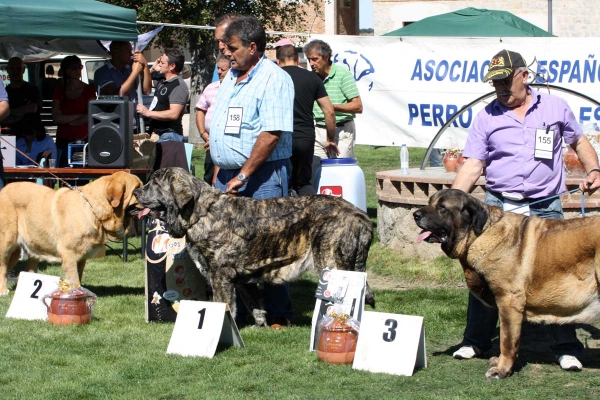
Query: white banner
[[310, 35, 600, 149]]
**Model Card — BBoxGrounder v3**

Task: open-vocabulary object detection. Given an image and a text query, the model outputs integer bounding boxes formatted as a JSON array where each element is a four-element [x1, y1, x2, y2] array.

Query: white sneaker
[[558, 355, 582, 371], [453, 346, 480, 359]]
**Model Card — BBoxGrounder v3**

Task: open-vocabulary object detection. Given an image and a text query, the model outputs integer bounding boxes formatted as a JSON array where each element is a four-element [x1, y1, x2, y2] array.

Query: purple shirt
[[0, 79, 7, 101], [463, 87, 582, 199]]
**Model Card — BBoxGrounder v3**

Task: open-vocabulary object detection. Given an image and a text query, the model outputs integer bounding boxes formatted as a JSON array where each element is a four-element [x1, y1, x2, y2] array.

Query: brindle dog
[[414, 189, 600, 379], [133, 167, 375, 326]]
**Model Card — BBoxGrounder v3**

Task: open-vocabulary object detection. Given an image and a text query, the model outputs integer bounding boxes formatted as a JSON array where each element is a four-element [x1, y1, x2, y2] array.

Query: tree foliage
[[101, 0, 320, 142]]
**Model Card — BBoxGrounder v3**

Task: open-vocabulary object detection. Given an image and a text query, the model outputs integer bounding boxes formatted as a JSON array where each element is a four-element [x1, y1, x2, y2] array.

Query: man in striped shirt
[[304, 39, 363, 160], [195, 54, 230, 185]]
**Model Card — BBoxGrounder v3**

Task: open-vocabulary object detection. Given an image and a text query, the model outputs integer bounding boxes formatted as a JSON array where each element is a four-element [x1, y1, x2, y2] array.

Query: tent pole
[[548, 0, 553, 34]]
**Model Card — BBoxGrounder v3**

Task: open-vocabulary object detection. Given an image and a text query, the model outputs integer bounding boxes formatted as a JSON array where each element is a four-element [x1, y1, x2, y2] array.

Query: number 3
[[383, 318, 398, 342]]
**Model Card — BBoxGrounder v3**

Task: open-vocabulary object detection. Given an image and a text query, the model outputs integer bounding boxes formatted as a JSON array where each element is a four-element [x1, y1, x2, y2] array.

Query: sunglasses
[[489, 71, 523, 87]]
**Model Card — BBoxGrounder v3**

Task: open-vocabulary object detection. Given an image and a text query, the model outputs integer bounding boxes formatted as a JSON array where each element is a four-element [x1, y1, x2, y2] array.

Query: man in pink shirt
[[195, 54, 230, 185]]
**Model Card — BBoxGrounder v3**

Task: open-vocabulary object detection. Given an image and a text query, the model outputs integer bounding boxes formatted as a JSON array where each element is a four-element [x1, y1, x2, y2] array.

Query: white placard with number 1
[[166, 300, 245, 358], [5, 272, 60, 321], [353, 311, 427, 376]]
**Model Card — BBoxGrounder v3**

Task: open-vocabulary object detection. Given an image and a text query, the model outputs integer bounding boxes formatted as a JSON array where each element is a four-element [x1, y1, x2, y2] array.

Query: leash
[[508, 188, 586, 217], [0, 136, 97, 213]]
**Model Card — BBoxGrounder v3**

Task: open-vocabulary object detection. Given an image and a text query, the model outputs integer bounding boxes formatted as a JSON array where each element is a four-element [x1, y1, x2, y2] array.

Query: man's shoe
[[269, 317, 291, 330], [453, 345, 481, 359], [558, 355, 582, 371]]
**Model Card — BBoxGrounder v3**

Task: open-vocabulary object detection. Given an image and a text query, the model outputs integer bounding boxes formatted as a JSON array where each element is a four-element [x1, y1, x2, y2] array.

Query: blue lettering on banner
[[535, 55, 600, 84], [411, 59, 490, 83], [412, 55, 600, 84], [579, 107, 600, 122], [408, 103, 473, 128]]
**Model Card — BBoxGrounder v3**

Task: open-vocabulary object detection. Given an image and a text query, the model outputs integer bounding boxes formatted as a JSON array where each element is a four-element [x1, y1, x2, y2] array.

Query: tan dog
[[0, 172, 142, 294], [413, 189, 600, 379]]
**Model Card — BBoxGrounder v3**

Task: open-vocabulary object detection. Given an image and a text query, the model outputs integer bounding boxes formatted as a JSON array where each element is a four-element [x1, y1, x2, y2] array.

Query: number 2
[[383, 318, 398, 342], [30, 279, 42, 299], [197, 308, 206, 329]]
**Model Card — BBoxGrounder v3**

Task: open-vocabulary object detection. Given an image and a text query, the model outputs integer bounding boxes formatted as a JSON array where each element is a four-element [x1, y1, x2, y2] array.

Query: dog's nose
[[413, 210, 422, 221]]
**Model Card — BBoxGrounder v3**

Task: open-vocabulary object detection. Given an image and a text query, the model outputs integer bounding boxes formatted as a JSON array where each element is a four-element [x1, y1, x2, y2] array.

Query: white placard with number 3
[[353, 311, 427, 376], [5, 272, 60, 321], [166, 300, 244, 358]]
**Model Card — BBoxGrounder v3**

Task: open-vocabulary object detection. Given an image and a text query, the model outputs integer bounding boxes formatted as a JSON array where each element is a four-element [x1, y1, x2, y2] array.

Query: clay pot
[[563, 148, 586, 178], [44, 288, 96, 326], [456, 153, 466, 171], [443, 152, 459, 173], [316, 320, 359, 365]]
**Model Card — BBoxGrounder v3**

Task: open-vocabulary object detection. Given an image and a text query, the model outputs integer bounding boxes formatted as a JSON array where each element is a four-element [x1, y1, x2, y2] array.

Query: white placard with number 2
[[352, 311, 427, 376], [5, 272, 60, 321]]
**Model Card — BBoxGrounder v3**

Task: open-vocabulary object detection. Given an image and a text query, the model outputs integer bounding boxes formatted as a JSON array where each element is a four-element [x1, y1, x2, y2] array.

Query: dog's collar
[[69, 186, 102, 222]]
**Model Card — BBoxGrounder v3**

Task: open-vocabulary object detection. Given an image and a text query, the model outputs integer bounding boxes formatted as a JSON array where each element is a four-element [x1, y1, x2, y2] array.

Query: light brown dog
[[0, 171, 142, 294], [413, 189, 600, 379]]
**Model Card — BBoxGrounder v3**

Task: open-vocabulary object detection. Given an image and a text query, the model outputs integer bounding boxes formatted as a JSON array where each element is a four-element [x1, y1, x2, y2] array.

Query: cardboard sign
[[310, 269, 367, 351], [5, 272, 60, 321], [146, 219, 208, 322], [0, 135, 16, 168], [166, 300, 244, 358], [353, 311, 427, 376]]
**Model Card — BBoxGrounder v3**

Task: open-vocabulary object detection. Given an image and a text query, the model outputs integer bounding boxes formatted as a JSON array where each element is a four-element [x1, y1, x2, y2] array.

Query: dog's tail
[[352, 216, 375, 308]]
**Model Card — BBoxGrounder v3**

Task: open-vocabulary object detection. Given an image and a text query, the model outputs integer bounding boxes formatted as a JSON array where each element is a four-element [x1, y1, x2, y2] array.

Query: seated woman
[[16, 126, 57, 166], [52, 55, 96, 167]]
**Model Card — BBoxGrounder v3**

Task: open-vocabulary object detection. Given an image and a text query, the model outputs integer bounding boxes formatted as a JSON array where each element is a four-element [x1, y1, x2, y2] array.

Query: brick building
[[372, 0, 600, 37]]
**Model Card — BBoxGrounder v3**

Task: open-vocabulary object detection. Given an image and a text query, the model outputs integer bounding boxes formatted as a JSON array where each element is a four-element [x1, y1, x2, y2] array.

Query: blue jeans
[[462, 190, 583, 356], [429, 148, 443, 167], [215, 159, 293, 324], [157, 131, 184, 142]]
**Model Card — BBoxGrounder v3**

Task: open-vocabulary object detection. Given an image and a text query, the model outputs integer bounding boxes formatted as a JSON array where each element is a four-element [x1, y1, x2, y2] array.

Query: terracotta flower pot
[[443, 153, 459, 173], [564, 148, 586, 178], [317, 320, 359, 365], [44, 285, 96, 326]]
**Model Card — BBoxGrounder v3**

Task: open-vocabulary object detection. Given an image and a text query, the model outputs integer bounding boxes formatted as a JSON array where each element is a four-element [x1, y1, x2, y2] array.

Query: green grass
[[0, 146, 599, 399]]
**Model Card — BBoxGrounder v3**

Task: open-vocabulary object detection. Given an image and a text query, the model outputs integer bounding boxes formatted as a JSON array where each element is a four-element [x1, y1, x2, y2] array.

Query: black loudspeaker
[[88, 99, 134, 168]]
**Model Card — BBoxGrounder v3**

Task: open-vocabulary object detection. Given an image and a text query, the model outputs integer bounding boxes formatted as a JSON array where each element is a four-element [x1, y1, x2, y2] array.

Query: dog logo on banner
[[334, 50, 375, 91]]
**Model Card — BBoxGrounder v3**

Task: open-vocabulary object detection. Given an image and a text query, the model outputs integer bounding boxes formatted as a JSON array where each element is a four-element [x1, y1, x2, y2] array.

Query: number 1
[[197, 308, 206, 329]]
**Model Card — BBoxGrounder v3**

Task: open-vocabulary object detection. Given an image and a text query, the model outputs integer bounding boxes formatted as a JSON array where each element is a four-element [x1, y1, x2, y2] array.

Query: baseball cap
[[482, 49, 527, 82], [274, 38, 294, 48]]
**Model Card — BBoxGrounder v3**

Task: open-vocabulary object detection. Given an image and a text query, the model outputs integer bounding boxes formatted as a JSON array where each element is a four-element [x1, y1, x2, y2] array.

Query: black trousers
[[290, 135, 315, 195]]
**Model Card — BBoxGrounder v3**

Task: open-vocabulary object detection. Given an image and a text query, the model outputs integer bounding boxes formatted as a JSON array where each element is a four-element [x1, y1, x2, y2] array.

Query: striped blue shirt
[[210, 55, 294, 170]]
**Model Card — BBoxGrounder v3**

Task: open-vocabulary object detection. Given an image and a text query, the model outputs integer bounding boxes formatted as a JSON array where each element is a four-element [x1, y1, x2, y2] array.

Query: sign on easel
[[166, 300, 244, 358], [5, 272, 60, 321], [309, 269, 367, 351], [352, 311, 427, 376]]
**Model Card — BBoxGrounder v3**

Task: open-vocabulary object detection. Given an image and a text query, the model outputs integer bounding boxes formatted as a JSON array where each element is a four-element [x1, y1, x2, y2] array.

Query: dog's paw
[[251, 309, 268, 328], [0, 289, 9, 296], [485, 366, 510, 379], [488, 356, 499, 367]]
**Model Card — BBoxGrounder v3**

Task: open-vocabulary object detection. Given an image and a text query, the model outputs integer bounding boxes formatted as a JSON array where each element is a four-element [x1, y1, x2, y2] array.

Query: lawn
[[0, 146, 599, 399]]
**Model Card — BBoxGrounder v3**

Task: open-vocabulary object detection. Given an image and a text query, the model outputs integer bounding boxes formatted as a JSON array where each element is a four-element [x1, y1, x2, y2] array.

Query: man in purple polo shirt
[[451, 49, 600, 372]]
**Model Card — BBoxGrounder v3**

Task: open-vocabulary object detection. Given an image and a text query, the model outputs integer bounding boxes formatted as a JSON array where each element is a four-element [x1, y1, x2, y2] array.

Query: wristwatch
[[237, 172, 249, 183]]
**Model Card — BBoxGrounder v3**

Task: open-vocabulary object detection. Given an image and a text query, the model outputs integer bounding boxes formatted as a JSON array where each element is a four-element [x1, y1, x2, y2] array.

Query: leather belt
[[315, 120, 352, 128]]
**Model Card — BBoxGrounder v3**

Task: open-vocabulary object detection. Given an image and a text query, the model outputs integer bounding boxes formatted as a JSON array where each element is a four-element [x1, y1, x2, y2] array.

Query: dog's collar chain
[[69, 185, 102, 222]]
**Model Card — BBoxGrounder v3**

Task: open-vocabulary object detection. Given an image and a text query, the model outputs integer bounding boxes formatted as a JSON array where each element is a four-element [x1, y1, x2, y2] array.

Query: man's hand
[[225, 176, 244, 196], [136, 104, 148, 117], [133, 51, 147, 67], [580, 170, 600, 194], [325, 140, 340, 158]]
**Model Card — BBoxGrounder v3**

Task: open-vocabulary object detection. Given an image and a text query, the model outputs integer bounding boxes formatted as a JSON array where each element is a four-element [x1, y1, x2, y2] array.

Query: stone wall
[[377, 167, 600, 260], [372, 0, 600, 37]]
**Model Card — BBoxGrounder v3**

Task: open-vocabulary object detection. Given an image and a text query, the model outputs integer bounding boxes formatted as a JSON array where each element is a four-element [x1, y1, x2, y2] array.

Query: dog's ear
[[170, 170, 196, 211], [463, 195, 488, 235], [106, 174, 125, 208]]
